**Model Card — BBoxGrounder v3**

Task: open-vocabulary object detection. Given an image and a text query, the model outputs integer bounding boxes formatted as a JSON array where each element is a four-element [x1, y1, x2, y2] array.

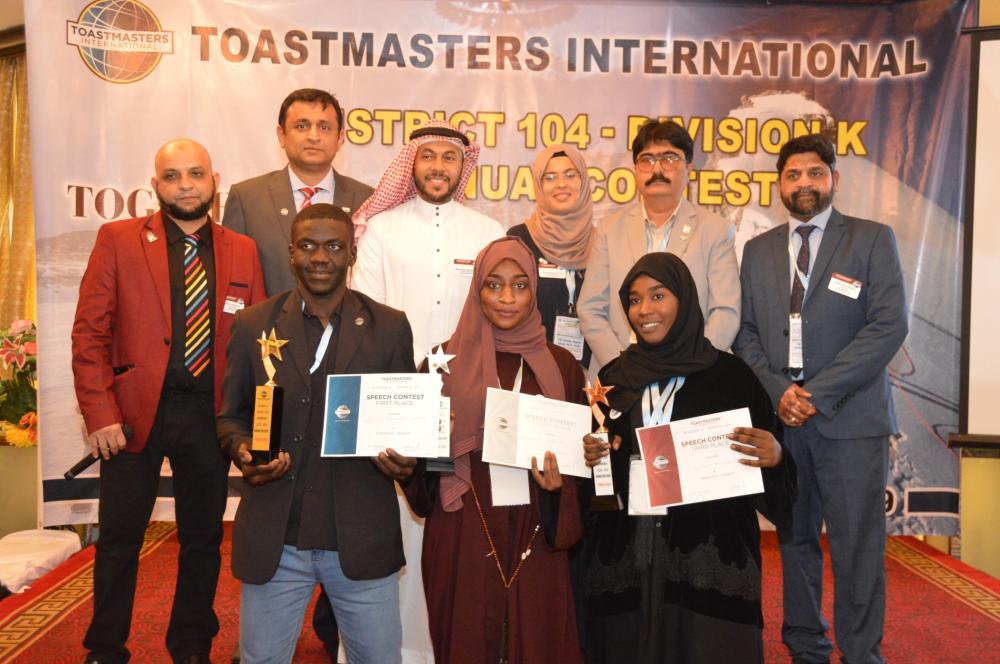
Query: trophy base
[[589, 494, 624, 512], [248, 449, 279, 465], [427, 457, 455, 473]]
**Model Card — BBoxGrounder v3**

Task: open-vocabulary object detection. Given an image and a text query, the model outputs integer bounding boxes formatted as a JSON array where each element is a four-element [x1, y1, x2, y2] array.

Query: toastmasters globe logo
[[66, 0, 174, 84]]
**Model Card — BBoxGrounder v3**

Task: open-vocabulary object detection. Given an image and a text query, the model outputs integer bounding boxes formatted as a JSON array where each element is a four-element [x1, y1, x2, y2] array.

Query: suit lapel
[[625, 202, 646, 264], [211, 222, 232, 328], [334, 292, 369, 373], [771, 224, 791, 306], [665, 199, 696, 258], [805, 209, 846, 306], [332, 171, 361, 215], [269, 169, 296, 245], [141, 212, 172, 329], [273, 290, 312, 393]]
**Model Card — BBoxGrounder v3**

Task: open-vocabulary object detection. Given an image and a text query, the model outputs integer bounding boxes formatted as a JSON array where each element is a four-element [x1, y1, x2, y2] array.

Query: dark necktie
[[299, 186, 321, 210], [790, 225, 816, 314], [183, 235, 211, 377]]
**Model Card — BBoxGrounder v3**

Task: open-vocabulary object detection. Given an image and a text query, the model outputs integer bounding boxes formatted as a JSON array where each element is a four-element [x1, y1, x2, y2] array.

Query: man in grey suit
[[223, 88, 373, 295], [734, 134, 907, 664], [577, 119, 740, 378], [218, 204, 416, 663]]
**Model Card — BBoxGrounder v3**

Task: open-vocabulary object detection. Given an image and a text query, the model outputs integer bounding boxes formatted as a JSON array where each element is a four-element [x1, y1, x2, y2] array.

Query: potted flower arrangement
[[0, 320, 38, 447]]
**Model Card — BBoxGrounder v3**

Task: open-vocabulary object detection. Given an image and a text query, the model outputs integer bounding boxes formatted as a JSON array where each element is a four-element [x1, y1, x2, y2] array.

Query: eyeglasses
[[635, 152, 685, 171], [541, 169, 580, 183]]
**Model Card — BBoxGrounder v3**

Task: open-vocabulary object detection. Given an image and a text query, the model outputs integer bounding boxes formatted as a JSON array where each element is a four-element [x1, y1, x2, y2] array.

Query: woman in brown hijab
[[404, 236, 586, 664], [508, 144, 594, 367]]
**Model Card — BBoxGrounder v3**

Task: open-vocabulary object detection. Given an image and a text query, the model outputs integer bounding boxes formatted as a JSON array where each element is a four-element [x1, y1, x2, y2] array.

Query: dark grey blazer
[[217, 288, 415, 584], [222, 168, 374, 295], [734, 209, 908, 440]]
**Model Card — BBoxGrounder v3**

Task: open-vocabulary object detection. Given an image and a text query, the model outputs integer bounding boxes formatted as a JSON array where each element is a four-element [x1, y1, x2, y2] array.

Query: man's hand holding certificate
[[321, 373, 444, 457], [636, 407, 777, 509]]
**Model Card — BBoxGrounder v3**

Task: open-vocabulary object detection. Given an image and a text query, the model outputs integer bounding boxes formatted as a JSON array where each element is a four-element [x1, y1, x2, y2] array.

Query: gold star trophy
[[584, 377, 616, 496], [251, 329, 288, 463]]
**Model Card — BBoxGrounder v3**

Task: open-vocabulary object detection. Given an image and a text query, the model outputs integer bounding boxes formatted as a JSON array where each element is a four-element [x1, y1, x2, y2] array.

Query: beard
[[156, 186, 215, 222], [782, 187, 833, 218], [414, 173, 460, 203], [296, 266, 347, 298]]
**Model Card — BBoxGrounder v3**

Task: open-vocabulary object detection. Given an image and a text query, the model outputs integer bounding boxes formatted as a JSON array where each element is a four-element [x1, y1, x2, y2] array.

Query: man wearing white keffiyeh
[[352, 120, 503, 364]]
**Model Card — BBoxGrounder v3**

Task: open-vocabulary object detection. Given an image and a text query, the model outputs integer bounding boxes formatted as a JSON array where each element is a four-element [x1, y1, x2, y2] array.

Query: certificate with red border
[[636, 407, 763, 508]]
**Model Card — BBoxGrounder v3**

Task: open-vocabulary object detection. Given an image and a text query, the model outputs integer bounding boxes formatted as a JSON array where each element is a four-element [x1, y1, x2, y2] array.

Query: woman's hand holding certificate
[[636, 407, 771, 509]]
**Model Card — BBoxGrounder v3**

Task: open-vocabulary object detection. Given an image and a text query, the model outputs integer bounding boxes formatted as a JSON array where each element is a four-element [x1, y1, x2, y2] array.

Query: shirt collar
[[300, 294, 344, 325], [163, 215, 214, 247], [641, 197, 682, 229], [789, 205, 833, 234], [287, 166, 335, 195], [412, 195, 458, 217]]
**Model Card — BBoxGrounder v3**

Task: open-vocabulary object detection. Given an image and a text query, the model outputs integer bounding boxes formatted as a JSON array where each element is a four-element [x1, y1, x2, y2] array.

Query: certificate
[[321, 373, 443, 457], [636, 407, 763, 508], [481, 387, 592, 478]]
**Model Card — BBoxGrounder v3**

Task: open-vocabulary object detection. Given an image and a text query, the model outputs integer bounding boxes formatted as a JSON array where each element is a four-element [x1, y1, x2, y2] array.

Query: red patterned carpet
[[1, 524, 998, 663]]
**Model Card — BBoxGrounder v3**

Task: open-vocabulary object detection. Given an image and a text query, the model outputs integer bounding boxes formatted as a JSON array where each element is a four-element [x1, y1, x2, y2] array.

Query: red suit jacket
[[72, 212, 266, 453]]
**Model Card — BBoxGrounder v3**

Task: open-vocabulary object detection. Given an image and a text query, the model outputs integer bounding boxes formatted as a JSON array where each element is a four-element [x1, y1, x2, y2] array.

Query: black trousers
[[83, 391, 229, 664]]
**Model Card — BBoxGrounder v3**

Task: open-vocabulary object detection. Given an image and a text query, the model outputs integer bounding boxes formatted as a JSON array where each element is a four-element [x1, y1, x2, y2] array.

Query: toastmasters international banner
[[28, 0, 967, 537]]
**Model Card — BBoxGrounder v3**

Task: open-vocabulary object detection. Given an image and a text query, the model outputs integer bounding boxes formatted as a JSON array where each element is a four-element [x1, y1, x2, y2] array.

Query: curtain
[[0, 51, 35, 328]]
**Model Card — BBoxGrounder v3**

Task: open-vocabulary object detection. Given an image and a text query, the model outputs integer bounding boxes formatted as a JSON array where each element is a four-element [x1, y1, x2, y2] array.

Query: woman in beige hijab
[[507, 143, 595, 368]]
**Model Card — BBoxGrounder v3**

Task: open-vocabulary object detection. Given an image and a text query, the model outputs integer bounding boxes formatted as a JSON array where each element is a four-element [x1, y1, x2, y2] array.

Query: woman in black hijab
[[579, 252, 796, 664]]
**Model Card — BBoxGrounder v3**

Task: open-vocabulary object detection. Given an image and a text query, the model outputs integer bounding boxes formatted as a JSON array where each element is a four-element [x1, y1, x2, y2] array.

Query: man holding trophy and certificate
[[217, 203, 418, 664]]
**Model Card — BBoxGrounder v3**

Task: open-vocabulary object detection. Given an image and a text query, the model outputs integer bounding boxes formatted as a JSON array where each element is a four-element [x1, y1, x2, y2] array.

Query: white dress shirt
[[642, 198, 681, 253], [288, 167, 335, 211], [352, 197, 504, 363]]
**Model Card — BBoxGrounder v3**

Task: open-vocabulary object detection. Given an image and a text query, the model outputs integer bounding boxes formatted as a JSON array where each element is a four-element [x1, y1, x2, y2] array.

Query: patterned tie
[[790, 225, 816, 314], [299, 186, 322, 210], [183, 235, 211, 377]]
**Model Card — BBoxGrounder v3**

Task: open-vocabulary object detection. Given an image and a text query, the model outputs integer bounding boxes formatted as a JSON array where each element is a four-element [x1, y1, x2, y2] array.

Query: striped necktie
[[183, 235, 211, 377], [299, 186, 321, 210]]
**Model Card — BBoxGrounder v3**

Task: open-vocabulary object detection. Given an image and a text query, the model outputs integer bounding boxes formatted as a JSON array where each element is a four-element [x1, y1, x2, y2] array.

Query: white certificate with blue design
[[321, 373, 443, 457]]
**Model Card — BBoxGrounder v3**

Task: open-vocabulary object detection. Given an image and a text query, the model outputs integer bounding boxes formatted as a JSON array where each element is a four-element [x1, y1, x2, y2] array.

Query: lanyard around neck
[[564, 269, 577, 308], [641, 376, 684, 427], [309, 322, 334, 374], [498, 357, 525, 393]]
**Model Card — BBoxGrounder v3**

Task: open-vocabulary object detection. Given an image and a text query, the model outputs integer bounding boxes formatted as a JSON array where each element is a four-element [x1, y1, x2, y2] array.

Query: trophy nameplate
[[251, 329, 288, 463]]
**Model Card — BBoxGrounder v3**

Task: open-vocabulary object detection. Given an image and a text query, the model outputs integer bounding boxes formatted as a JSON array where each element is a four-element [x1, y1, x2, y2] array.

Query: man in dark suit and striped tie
[[72, 139, 266, 664]]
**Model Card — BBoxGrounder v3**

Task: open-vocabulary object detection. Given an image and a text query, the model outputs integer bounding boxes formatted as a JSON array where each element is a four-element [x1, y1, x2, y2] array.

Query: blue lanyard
[[641, 377, 684, 427]]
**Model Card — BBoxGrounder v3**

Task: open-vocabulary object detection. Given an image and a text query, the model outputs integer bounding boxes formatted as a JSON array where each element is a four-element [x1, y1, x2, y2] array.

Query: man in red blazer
[[72, 138, 266, 664]]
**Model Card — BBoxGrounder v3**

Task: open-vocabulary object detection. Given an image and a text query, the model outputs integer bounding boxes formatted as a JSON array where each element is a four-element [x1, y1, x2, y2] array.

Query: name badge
[[554, 315, 585, 360], [452, 258, 474, 278], [538, 261, 567, 279], [828, 272, 862, 299], [627, 457, 667, 516], [223, 296, 245, 315], [788, 313, 803, 369]]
